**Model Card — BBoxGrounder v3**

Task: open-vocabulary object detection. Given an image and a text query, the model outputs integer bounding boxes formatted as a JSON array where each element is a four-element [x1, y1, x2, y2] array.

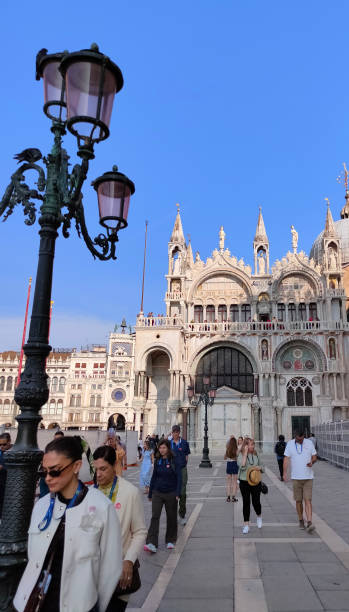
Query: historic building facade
[[1, 194, 349, 446], [133, 199, 349, 447]]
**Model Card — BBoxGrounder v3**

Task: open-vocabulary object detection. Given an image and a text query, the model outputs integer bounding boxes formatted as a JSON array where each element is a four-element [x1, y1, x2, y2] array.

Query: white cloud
[[0, 314, 115, 352]]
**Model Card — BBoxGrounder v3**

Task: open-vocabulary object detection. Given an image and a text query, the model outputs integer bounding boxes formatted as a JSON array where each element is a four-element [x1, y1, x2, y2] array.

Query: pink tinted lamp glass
[[209, 388, 216, 399], [43, 61, 66, 120], [65, 61, 116, 138], [97, 182, 131, 228]]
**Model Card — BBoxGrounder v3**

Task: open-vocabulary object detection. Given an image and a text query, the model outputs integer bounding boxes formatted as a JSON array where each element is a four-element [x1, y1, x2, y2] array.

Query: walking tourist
[[170, 424, 191, 525], [144, 439, 182, 553], [237, 438, 263, 534], [283, 429, 317, 533], [14, 436, 122, 612], [274, 434, 286, 481], [224, 436, 239, 502], [237, 436, 244, 453], [93, 445, 147, 612], [0, 432, 11, 517], [139, 440, 153, 494]]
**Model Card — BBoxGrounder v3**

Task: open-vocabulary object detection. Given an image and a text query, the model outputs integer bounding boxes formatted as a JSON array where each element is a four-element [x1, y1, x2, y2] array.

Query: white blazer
[[14, 487, 122, 612], [114, 477, 147, 562]]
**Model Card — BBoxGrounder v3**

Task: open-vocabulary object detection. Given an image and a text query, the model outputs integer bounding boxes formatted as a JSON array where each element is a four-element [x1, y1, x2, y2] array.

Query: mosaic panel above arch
[[194, 274, 249, 302], [277, 273, 316, 301], [277, 345, 317, 372]]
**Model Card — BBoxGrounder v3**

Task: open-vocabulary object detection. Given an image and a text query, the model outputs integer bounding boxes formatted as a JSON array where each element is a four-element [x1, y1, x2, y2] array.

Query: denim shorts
[[226, 460, 238, 475]]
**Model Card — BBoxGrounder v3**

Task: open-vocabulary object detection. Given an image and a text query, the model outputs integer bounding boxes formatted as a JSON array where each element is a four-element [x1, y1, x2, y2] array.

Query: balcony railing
[[136, 316, 183, 328], [185, 320, 349, 334], [166, 292, 185, 300]]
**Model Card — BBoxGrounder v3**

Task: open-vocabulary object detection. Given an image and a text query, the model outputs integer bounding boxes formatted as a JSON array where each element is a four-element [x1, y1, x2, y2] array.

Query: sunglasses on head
[[38, 461, 75, 479]]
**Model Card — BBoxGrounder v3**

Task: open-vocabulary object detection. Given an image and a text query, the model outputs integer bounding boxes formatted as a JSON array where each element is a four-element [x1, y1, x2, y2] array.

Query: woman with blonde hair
[[237, 437, 263, 534], [224, 436, 238, 502]]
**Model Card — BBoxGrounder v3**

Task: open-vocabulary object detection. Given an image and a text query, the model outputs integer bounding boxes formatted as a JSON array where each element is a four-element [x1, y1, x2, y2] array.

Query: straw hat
[[247, 466, 262, 486]]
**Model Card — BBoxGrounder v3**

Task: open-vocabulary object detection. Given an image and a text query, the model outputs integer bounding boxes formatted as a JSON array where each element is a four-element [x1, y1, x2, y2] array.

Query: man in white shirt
[[283, 430, 317, 533]]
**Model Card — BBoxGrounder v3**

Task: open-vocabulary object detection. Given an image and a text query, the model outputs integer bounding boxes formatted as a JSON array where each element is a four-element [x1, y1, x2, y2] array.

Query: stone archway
[[108, 413, 126, 431], [145, 350, 171, 434]]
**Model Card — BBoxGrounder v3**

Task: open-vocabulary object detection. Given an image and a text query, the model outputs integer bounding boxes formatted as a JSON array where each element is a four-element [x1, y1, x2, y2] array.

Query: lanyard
[[171, 439, 181, 450], [95, 476, 118, 500], [295, 441, 303, 454], [38, 481, 83, 531], [247, 454, 255, 466]]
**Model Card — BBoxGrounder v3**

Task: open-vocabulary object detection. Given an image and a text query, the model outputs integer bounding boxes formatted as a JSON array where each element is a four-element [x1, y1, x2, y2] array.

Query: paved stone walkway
[[124, 454, 349, 611]]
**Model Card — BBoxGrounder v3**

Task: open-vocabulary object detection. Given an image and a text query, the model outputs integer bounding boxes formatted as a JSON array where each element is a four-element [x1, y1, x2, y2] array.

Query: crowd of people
[[0, 423, 319, 611]]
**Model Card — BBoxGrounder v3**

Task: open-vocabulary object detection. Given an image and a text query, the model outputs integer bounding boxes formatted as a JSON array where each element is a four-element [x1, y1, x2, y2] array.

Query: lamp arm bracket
[[67, 197, 117, 261], [0, 162, 46, 226]]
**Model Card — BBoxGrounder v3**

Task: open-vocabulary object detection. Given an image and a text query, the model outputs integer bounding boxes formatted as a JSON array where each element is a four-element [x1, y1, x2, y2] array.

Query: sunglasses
[[38, 461, 75, 479]]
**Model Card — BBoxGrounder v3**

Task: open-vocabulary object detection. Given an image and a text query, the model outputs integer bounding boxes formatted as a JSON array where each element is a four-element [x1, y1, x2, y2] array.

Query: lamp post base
[[199, 458, 212, 468]]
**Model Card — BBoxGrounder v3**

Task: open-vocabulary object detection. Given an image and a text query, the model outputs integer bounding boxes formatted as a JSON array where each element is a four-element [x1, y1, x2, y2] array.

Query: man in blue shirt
[[170, 425, 190, 525]]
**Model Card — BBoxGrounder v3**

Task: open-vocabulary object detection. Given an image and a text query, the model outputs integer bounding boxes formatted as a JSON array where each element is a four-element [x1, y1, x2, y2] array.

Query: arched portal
[[195, 346, 254, 394], [194, 346, 255, 448], [108, 413, 126, 431]]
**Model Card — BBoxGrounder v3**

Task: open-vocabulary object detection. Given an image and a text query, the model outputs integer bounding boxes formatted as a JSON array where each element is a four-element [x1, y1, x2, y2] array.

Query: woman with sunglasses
[[14, 436, 122, 612]]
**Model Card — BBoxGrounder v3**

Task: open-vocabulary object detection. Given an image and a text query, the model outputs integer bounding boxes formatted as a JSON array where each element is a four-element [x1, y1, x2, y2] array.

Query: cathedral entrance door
[[206, 386, 251, 449]]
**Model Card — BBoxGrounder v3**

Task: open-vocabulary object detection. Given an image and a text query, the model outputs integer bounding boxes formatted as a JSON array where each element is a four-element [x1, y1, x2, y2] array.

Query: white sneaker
[[144, 543, 157, 553], [166, 542, 175, 549], [257, 516, 262, 529], [242, 525, 249, 534], [179, 517, 187, 526]]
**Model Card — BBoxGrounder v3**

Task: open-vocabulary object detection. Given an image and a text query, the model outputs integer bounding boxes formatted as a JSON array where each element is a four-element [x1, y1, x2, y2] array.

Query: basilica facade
[[1, 195, 349, 447], [133, 197, 349, 448]]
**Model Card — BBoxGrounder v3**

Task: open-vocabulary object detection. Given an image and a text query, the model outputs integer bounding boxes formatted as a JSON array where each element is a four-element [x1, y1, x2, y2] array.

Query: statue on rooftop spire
[[290, 225, 298, 253], [219, 226, 225, 251]]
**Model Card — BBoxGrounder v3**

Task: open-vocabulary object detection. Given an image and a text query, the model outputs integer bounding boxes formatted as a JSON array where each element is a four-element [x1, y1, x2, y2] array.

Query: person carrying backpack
[[144, 439, 182, 553], [274, 434, 286, 481]]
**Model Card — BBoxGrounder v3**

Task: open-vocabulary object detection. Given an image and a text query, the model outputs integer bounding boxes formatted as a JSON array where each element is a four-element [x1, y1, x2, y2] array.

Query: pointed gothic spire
[[170, 203, 186, 244], [254, 207, 269, 243], [186, 235, 194, 268], [324, 198, 337, 237]]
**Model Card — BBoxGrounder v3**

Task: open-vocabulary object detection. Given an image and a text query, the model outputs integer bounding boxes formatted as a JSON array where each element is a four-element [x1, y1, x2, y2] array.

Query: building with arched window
[[132, 204, 349, 445]]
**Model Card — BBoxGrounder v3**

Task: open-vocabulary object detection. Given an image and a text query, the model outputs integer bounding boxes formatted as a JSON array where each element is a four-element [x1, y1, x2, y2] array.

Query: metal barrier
[[313, 420, 349, 471]]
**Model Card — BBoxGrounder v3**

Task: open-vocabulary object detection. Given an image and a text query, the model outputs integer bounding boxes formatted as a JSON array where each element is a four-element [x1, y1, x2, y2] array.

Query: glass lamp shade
[[209, 387, 216, 399], [59, 44, 123, 144], [203, 375, 210, 386], [187, 386, 194, 399], [36, 50, 66, 121], [92, 166, 135, 231]]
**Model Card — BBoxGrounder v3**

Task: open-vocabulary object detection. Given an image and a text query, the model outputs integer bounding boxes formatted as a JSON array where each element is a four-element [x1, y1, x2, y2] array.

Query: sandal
[[226, 496, 231, 502], [232, 497, 238, 502]]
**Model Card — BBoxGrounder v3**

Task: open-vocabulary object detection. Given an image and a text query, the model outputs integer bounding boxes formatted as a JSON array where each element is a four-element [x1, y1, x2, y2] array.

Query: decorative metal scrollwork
[[0, 162, 46, 226]]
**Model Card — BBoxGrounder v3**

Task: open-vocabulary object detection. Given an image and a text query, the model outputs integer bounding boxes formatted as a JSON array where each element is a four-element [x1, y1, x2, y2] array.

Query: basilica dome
[[310, 218, 349, 265]]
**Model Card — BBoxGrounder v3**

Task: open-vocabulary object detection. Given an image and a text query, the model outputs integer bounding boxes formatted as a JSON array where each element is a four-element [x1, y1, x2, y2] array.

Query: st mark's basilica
[[1, 192, 349, 447]]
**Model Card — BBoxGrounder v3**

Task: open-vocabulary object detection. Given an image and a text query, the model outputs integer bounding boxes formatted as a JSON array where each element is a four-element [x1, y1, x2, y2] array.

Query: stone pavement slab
[[126, 454, 349, 611]]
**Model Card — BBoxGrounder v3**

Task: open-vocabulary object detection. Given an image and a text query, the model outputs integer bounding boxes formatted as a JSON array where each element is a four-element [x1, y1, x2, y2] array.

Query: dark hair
[[93, 445, 116, 466], [278, 435, 285, 441], [155, 438, 174, 460], [225, 436, 238, 459], [295, 430, 305, 438], [0, 432, 11, 442], [172, 425, 180, 433], [54, 431, 64, 438], [45, 436, 82, 461]]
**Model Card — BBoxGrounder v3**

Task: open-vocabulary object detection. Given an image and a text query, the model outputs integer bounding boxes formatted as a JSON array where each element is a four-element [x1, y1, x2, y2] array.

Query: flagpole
[[16, 277, 32, 387], [45, 301, 54, 368], [140, 221, 148, 314]]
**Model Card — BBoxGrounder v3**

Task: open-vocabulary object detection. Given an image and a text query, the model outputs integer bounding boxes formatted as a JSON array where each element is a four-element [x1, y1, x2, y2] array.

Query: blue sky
[[1, 1, 349, 350]]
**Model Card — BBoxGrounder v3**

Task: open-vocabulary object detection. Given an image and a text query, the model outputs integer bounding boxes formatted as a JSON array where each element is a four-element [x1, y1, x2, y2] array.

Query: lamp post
[[0, 44, 135, 609], [187, 375, 216, 468]]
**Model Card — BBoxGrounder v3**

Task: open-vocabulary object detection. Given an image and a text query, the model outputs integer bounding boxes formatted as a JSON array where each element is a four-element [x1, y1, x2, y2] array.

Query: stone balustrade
[[166, 292, 185, 300], [136, 316, 184, 328], [185, 320, 349, 334]]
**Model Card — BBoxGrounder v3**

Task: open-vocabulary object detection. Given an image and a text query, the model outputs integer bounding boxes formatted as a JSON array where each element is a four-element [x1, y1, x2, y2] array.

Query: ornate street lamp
[[0, 44, 134, 608], [187, 376, 216, 468]]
